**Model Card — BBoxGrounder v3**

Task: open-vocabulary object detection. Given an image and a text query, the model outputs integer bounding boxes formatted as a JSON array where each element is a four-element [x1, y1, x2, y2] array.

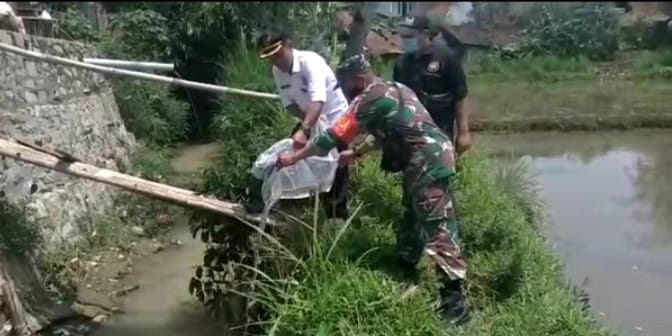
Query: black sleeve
[[441, 53, 468, 101]]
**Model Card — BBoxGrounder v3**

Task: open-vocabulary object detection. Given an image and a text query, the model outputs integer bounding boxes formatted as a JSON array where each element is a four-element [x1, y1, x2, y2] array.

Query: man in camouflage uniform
[[276, 54, 470, 326]]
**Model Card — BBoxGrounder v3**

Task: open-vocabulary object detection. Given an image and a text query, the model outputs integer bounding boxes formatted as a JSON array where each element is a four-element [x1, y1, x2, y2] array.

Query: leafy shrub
[[99, 9, 172, 61], [47, 7, 190, 147], [112, 78, 190, 146], [515, 3, 621, 61], [54, 7, 100, 42]]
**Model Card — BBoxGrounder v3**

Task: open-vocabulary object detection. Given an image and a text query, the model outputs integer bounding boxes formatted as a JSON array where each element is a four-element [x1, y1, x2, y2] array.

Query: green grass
[[472, 79, 672, 119], [454, 49, 672, 132], [466, 49, 672, 82]]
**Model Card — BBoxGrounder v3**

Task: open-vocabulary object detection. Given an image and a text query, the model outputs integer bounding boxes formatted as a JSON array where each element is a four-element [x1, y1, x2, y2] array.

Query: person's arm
[[443, 54, 469, 139], [454, 98, 470, 141], [278, 86, 389, 167]]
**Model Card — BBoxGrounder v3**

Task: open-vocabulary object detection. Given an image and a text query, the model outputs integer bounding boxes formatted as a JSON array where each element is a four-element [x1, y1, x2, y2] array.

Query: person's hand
[[456, 132, 472, 157], [338, 149, 357, 167], [276, 153, 297, 168], [292, 129, 308, 150]]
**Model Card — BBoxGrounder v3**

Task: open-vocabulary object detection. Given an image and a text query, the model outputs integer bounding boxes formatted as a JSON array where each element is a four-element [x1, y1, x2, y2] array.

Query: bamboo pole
[[82, 58, 174, 72], [0, 42, 280, 100], [0, 138, 276, 226]]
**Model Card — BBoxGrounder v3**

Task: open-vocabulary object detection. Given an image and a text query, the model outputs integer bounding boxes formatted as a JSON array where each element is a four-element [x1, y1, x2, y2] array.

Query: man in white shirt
[[244, 28, 350, 221]]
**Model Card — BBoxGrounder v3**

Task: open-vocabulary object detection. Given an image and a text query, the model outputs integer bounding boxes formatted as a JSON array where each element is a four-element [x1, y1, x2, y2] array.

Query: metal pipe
[[82, 58, 175, 72], [0, 42, 280, 100]]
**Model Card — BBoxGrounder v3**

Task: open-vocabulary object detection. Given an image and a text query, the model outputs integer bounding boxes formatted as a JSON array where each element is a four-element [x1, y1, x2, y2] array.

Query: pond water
[[481, 130, 672, 336]]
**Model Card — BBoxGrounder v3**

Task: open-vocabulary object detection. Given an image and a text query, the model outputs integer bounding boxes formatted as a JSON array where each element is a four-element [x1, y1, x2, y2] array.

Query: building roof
[[364, 22, 522, 57]]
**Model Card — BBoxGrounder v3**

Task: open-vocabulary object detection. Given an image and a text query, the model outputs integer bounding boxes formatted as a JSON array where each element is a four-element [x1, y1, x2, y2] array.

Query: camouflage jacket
[[313, 80, 456, 187]]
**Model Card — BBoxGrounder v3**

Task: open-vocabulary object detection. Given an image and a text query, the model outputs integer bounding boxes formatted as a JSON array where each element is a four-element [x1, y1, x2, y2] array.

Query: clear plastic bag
[[251, 119, 339, 228]]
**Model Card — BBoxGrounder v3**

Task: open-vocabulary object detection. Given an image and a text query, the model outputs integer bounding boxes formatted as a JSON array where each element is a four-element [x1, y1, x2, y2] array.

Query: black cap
[[336, 54, 371, 81], [400, 15, 431, 31], [257, 28, 289, 59]]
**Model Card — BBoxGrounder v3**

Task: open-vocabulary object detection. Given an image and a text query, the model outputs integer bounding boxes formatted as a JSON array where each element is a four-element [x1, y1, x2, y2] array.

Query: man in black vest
[[393, 15, 472, 156]]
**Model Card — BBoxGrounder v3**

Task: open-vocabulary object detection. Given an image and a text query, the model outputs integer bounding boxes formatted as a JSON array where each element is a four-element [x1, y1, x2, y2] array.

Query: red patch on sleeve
[[330, 102, 360, 144]]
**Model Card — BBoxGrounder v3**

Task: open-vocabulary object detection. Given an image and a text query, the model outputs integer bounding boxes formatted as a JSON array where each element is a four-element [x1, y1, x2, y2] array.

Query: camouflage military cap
[[336, 53, 371, 80]]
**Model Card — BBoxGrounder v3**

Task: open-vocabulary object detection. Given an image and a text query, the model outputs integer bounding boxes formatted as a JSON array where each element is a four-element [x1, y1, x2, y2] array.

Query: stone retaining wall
[[0, 29, 135, 248]]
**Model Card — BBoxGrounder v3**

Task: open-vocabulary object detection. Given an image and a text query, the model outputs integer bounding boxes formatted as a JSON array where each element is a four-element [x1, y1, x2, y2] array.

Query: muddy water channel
[[481, 130, 672, 336], [91, 143, 226, 336]]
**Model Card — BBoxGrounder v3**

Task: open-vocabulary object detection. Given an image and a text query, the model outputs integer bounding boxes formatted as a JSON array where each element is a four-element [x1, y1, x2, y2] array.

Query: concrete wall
[[0, 29, 135, 248]]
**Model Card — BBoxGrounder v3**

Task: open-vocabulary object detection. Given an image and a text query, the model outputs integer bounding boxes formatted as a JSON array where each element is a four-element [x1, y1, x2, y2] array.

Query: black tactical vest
[[396, 47, 458, 139]]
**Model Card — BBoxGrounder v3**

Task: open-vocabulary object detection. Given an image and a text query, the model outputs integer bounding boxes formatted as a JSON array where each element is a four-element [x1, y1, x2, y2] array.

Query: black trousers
[[290, 123, 349, 220]]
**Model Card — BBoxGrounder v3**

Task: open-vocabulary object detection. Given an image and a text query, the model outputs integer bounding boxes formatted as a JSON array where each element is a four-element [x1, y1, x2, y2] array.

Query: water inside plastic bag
[[251, 138, 339, 227]]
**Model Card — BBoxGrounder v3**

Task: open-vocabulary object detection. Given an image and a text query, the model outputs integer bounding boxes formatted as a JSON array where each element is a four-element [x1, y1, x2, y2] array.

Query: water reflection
[[481, 130, 672, 335]]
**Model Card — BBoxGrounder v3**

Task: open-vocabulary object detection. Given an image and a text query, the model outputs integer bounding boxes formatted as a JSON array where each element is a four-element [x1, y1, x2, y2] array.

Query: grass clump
[[269, 259, 445, 336]]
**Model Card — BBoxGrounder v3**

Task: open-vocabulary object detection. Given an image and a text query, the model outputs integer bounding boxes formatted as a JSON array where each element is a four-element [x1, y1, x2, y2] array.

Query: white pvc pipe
[[83, 58, 175, 72], [0, 42, 280, 100]]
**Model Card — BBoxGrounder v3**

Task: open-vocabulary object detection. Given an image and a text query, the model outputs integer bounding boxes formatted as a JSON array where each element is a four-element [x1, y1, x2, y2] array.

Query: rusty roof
[[364, 23, 522, 57], [365, 30, 403, 57]]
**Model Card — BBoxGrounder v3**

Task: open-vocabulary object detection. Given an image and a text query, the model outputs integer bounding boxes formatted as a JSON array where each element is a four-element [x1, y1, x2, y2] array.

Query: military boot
[[437, 279, 470, 327]]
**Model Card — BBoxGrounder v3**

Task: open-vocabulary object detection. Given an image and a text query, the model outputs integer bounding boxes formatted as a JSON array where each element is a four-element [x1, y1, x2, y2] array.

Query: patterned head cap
[[336, 53, 371, 80]]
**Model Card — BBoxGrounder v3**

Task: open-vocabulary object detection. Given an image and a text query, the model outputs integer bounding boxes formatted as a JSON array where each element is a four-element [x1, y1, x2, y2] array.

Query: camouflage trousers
[[396, 177, 467, 281]]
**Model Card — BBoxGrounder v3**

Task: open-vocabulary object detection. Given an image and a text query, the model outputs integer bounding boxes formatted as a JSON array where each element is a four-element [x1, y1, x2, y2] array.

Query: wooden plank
[[0, 138, 275, 226]]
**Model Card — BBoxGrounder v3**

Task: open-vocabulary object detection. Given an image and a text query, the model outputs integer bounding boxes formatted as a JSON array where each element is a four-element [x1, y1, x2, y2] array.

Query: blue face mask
[[402, 38, 418, 54]]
